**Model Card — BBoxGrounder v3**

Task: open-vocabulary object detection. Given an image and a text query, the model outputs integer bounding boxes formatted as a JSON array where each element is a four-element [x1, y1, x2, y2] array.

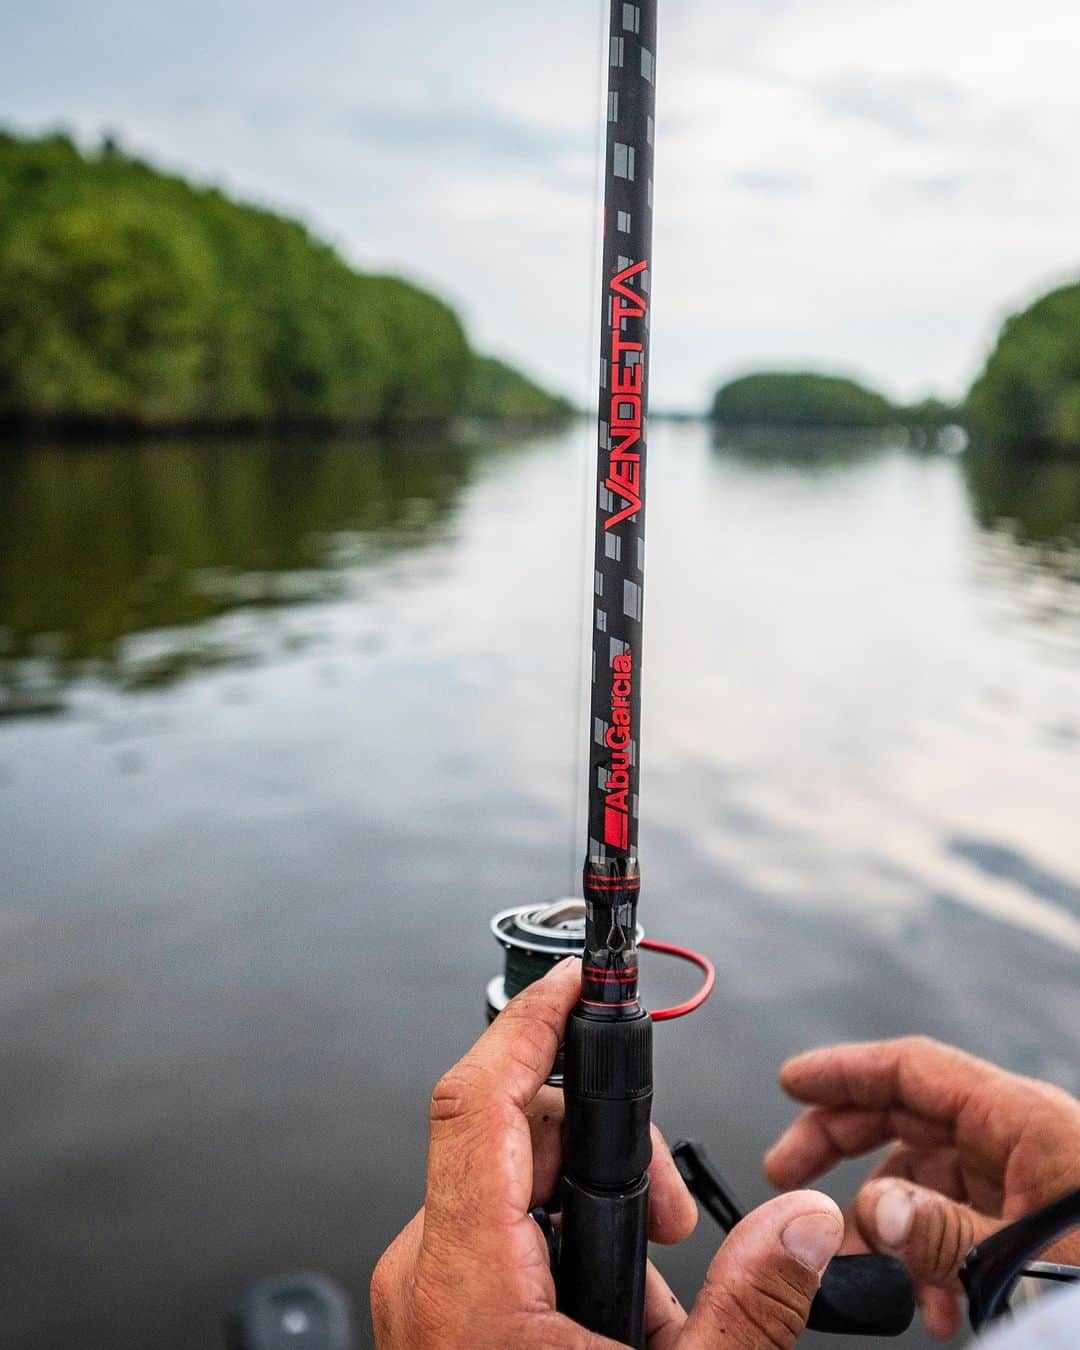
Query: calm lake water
[[0, 424, 1078, 1349]]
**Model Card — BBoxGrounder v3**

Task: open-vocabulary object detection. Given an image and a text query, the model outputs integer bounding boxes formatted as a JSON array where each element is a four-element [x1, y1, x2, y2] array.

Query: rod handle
[[556, 1173, 650, 1348], [672, 1140, 915, 1338]]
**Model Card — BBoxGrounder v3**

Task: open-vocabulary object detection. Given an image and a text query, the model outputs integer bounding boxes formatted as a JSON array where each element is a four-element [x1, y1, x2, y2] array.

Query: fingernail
[[875, 1186, 915, 1249], [782, 1212, 842, 1274]]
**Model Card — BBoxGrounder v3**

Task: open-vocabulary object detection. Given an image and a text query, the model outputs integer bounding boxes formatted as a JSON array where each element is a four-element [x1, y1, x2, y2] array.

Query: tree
[[966, 283, 1080, 453]]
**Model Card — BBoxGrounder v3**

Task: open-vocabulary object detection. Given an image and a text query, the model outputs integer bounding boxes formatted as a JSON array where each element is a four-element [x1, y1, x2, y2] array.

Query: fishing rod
[[555, 0, 661, 1340], [483, 2, 921, 1344]]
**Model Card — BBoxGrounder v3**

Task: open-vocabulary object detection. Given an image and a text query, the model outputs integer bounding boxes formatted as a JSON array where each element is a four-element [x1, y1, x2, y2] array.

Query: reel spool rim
[[491, 899, 645, 956]]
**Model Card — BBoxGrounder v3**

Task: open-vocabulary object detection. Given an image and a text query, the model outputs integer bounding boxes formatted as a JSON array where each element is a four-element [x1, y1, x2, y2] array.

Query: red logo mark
[[604, 259, 648, 530], [602, 652, 634, 849]]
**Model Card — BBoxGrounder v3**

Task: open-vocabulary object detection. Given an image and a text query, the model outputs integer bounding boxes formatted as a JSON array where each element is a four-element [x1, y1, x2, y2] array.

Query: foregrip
[[557, 1005, 654, 1346]]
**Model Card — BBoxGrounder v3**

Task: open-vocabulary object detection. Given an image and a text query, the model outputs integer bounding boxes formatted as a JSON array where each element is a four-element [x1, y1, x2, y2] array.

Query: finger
[[917, 1285, 963, 1341], [526, 1085, 565, 1203], [847, 1151, 970, 1330], [434, 956, 582, 1119], [527, 1097, 697, 1245], [426, 957, 581, 1238], [778, 1037, 999, 1122], [852, 1140, 964, 1207], [644, 1260, 687, 1350], [765, 1103, 954, 1189], [648, 1127, 699, 1245], [530, 1313, 629, 1349], [839, 1145, 920, 1254], [677, 1191, 843, 1348], [837, 1143, 966, 1256], [854, 1178, 999, 1287], [885, 1144, 966, 1202]]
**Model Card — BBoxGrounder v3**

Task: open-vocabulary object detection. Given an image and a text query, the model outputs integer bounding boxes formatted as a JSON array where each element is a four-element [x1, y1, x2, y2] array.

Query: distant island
[[0, 133, 571, 431], [711, 371, 954, 434], [714, 372, 893, 429], [713, 282, 1080, 457]]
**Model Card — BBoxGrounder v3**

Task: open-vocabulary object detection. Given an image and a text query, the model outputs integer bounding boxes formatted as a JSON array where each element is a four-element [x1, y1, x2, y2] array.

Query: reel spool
[[487, 898, 645, 1019], [487, 899, 645, 1087]]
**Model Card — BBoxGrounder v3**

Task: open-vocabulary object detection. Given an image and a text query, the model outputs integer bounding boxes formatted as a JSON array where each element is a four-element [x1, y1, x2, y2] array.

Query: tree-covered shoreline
[[966, 283, 1080, 456], [0, 133, 571, 432], [711, 371, 955, 433], [711, 281, 1080, 457]]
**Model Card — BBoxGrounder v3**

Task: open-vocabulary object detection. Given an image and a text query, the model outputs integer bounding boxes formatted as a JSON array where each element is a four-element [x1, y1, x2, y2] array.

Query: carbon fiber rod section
[[556, 9, 659, 1338], [582, 0, 657, 1006]]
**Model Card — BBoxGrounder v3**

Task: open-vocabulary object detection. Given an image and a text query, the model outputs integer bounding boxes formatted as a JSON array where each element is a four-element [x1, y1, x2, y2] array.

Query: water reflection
[[0, 436, 479, 715], [964, 445, 1080, 571], [711, 424, 895, 473], [0, 424, 1078, 1350], [961, 446, 1080, 654]]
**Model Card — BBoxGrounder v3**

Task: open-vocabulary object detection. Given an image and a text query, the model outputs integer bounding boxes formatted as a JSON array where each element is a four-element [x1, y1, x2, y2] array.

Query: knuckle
[[429, 1065, 486, 1126], [701, 1265, 811, 1349], [922, 1200, 974, 1281], [428, 1073, 464, 1126], [950, 1205, 978, 1270]]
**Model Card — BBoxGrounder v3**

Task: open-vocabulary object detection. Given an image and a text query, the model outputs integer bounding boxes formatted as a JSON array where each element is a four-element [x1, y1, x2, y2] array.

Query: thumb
[[854, 1179, 1000, 1287], [678, 1191, 843, 1348]]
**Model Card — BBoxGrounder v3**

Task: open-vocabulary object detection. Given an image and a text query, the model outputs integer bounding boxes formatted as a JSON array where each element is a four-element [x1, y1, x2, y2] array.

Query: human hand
[[765, 1037, 1080, 1339], [372, 957, 844, 1348]]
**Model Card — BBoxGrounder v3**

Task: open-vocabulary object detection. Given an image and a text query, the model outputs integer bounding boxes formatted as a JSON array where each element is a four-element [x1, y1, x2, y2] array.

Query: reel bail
[[487, 900, 715, 1028]]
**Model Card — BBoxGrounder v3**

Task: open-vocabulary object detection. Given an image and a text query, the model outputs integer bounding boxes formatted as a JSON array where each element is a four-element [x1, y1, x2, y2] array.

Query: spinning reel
[[487, 899, 916, 1340]]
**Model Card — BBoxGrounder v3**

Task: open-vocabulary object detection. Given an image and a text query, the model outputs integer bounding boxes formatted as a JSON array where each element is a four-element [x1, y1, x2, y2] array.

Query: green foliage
[[712, 372, 894, 428], [966, 283, 1080, 453], [0, 435, 480, 712], [963, 444, 1080, 549], [466, 355, 573, 419], [900, 397, 956, 429], [0, 133, 557, 428]]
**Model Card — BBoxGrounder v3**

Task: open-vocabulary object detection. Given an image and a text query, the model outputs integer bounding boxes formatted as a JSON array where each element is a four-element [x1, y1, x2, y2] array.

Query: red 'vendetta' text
[[604, 260, 648, 530]]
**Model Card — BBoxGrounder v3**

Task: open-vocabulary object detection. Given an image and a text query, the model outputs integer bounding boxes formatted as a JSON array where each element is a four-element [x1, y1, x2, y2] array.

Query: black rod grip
[[557, 1174, 650, 1348], [559, 1005, 654, 1344]]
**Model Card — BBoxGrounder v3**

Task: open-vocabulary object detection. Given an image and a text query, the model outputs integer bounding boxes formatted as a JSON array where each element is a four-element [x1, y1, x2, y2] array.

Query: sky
[[5, 0, 1080, 410]]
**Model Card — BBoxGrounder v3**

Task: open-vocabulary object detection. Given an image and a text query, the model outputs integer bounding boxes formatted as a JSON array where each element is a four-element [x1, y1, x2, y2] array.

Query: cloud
[[814, 73, 965, 141], [341, 98, 585, 167], [730, 168, 814, 196], [904, 173, 970, 199], [5, 0, 1080, 407]]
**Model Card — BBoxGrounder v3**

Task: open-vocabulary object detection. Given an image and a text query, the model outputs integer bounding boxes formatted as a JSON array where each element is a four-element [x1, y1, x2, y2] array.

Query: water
[[0, 425, 1077, 1348]]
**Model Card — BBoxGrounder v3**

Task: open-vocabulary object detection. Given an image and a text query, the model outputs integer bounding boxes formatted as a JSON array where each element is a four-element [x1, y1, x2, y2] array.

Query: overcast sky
[[5, 0, 1080, 409]]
